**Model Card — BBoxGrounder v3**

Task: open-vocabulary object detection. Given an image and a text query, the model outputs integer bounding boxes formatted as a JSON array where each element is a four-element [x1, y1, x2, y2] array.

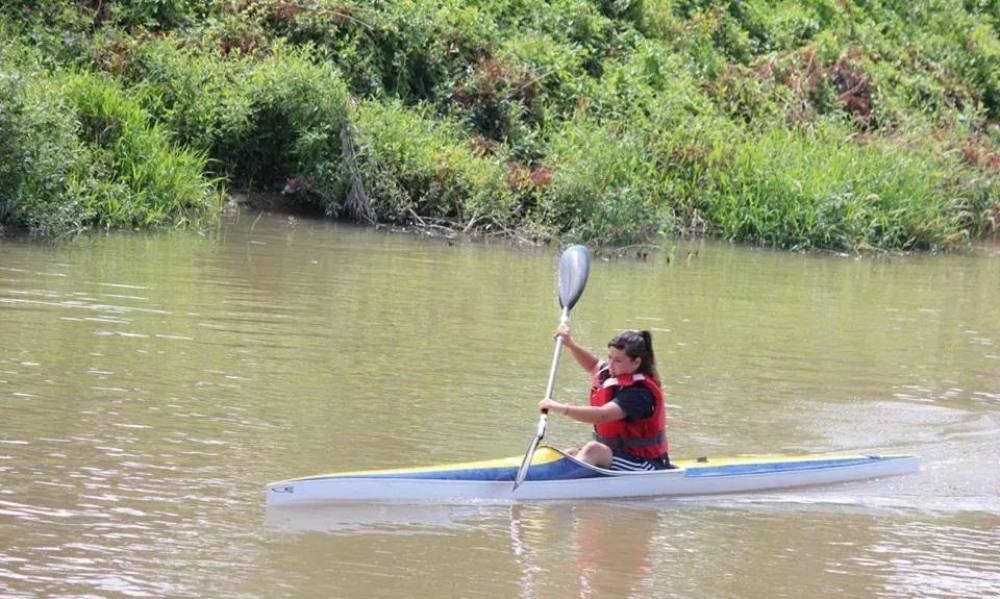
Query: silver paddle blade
[[558, 245, 591, 311]]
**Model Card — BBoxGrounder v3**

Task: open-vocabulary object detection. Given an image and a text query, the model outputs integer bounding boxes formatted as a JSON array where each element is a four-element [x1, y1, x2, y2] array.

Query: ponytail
[[608, 329, 659, 385], [640, 330, 659, 384]]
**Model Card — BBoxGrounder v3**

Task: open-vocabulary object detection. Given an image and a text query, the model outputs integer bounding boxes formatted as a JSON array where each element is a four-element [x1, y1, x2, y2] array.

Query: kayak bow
[[267, 447, 919, 506]]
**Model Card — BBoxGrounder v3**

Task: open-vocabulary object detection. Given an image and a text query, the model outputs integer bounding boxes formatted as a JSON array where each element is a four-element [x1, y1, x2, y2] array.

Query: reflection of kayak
[[266, 447, 919, 505]]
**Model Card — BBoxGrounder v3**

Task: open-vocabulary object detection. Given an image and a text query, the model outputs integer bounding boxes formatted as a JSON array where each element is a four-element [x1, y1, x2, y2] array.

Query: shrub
[[697, 120, 995, 251], [3, 0, 998, 248], [105, 0, 203, 30], [261, 0, 499, 103], [538, 116, 678, 245], [61, 71, 220, 228], [123, 39, 350, 209], [118, 37, 252, 166], [350, 99, 515, 229], [0, 66, 89, 235], [496, 31, 590, 117], [234, 44, 350, 206], [0, 61, 218, 234]]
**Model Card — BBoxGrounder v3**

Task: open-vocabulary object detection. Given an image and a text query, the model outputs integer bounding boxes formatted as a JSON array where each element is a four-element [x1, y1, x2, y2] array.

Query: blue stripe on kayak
[[350, 456, 605, 482], [683, 456, 889, 478]]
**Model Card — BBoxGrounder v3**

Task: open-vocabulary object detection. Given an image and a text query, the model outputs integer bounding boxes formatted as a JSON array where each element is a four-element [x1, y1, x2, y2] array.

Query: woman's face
[[607, 346, 641, 377]]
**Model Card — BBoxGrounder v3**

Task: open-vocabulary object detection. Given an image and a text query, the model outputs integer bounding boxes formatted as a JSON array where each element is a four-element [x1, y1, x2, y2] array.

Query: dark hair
[[608, 330, 659, 383]]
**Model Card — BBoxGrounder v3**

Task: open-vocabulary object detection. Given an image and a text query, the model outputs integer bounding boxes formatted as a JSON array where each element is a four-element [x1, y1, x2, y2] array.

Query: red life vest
[[590, 368, 667, 459]]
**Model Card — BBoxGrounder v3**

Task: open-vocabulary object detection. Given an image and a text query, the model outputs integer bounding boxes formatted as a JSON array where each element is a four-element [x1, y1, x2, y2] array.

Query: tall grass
[[0, 65, 89, 235], [540, 116, 678, 245], [62, 72, 220, 228], [351, 100, 515, 228], [0, 54, 219, 234], [125, 39, 350, 211], [697, 121, 992, 251]]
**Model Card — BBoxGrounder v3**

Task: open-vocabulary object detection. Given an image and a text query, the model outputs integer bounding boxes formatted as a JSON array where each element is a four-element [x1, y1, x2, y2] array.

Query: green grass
[[1, 0, 998, 250], [124, 38, 351, 211], [698, 121, 991, 251], [63, 71, 221, 229], [350, 99, 515, 228], [0, 64, 89, 235], [0, 54, 220, 235]]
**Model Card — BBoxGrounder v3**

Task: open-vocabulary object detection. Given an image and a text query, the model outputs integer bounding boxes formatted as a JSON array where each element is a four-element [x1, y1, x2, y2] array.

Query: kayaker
[[538, 327, 670, 471]]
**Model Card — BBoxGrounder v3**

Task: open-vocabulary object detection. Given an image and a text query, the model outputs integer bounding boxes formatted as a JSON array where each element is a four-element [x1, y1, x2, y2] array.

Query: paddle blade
[[558, 245, 591, 311], [513, 423, 544, 491]]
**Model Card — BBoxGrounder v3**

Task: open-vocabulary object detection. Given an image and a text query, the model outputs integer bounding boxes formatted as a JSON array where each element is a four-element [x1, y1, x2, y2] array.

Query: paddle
[[513, 244, 592, 491]]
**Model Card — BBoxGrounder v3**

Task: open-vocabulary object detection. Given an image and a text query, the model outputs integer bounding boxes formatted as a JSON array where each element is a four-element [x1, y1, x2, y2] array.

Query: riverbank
[[2, 1, 998, 251]]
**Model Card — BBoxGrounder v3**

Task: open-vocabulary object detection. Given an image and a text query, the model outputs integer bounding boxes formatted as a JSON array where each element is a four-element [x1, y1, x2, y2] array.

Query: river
[[1, 211, 998, 598]]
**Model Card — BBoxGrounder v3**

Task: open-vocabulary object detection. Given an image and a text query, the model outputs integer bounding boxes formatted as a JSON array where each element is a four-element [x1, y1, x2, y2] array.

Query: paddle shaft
[[543, 309, 569, 405], [513, 308, 568, 490], [533, 312, 568, 435]]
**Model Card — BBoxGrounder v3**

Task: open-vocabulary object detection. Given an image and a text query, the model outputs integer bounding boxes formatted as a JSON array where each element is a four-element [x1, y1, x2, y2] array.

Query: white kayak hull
[[267, 447, 919, 506]]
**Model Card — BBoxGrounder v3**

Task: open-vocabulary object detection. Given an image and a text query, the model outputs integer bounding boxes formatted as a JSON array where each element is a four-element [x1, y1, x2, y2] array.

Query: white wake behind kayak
[[266, 447, 919, 506]]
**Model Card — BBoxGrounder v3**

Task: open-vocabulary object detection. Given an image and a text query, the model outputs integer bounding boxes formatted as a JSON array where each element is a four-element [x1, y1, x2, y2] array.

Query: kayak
[[266, 446, 919, 506]]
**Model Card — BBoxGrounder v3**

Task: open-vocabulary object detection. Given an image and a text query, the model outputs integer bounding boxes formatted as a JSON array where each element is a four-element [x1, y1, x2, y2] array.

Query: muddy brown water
[[2, 212, 998, 598]]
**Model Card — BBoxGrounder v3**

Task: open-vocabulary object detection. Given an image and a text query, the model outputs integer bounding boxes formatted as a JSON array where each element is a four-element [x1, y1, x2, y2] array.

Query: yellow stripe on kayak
[[294, 446, 565, 481], [672, 453, 903, 468], [285, 448, 910, 482]]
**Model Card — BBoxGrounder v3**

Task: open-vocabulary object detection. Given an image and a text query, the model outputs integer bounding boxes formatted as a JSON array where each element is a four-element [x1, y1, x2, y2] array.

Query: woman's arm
[[538, 398, 625, 424], [555, 325, 601, 375]]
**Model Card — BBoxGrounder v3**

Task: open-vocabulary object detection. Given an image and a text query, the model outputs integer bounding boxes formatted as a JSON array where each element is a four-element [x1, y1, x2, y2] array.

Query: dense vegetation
[[1, 0, 998, 251]]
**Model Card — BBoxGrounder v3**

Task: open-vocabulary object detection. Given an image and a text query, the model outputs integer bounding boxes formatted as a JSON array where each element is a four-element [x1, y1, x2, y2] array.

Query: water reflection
[[264, 500, 670, 598], [567, 504, 660, 598], [262, 498, 1000, 599]]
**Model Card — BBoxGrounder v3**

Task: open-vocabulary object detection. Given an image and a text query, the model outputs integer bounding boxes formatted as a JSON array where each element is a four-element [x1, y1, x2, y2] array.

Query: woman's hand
[[539, 398, 566, 415], [553, 324, 574, 347]]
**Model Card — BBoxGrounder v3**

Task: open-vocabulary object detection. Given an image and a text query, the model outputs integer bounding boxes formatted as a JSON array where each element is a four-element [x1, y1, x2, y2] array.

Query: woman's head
[[607, 330, 658, 381]]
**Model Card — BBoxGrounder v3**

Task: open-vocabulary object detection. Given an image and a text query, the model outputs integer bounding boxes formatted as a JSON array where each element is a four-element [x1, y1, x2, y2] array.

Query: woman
[[538, 326, 670, 471]]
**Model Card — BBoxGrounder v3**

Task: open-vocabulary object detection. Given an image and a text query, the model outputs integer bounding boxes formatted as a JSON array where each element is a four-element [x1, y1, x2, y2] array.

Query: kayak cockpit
[[284, 447, 607, 483]]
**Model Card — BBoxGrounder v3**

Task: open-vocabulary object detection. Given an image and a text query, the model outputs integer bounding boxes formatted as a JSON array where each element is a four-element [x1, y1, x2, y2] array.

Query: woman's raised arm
[[554, 324, 600, 375]]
